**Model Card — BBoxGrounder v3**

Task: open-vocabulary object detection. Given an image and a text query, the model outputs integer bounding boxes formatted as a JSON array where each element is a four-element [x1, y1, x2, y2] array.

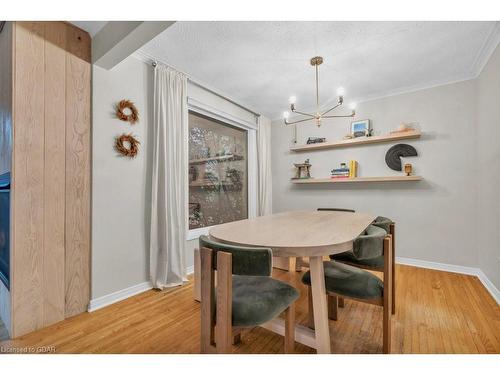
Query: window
[[188, 111, 248, 231]]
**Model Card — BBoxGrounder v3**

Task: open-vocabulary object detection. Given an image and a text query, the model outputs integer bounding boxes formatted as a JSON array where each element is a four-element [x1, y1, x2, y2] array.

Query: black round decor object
[[385, 144, 418, 171]]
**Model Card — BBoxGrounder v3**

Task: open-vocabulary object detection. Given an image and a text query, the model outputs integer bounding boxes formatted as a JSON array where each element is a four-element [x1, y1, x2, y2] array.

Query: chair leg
[[233, 328, 241, 345], [295, 257, 302, 271], [392, 262, 396, 315], [232, 333, 242, 345], [383, 235, 393, 353], [194, 248, 201, 302], [200, 247, 215, 353], [390, 223, 396, 315], [383, 300, 391, 354], [327, 295, 338, 321], [284, 304, 295, 353], [307, 286, 315, 329], [216, 252, 233, 354], [338, 297, 345, 308]]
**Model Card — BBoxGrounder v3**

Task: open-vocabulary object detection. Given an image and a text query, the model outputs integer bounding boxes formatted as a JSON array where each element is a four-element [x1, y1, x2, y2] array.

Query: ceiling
[[139, 21, 499, 119], [70, 21, 108, 37]]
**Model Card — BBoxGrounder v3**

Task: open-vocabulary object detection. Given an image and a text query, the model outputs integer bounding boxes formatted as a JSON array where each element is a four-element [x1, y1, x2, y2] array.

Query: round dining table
[[205, 209, 376, 354]]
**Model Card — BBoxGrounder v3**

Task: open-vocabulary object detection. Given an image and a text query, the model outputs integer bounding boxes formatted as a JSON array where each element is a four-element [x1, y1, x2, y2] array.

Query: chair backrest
[[199, 235, 273, 353], [353, 224, 387, 260], [372, 216, 394, 232], [199, 235, 272, 276], [317, 207, 355, 212]]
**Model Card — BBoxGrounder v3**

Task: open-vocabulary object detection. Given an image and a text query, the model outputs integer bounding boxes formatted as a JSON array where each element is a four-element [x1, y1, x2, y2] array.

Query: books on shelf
[[331, 168, 350, 178], [331, 160, 358, 179], [349, 160, 358, 178]]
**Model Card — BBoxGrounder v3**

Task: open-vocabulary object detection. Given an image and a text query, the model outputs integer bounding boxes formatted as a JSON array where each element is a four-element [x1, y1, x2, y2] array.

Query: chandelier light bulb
[[336, 87, 346, 97], [349, 102, 357, 110], [283, 111, 290, 119], [288, 96, 297, 104]]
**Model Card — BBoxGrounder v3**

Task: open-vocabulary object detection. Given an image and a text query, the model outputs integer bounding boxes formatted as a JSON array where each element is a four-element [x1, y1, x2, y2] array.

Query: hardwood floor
[[0, 265, 499, 354]]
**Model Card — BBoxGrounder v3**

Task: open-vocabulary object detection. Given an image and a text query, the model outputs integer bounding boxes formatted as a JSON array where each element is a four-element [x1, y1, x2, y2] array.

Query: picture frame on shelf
[[351, 119, 372, 138]]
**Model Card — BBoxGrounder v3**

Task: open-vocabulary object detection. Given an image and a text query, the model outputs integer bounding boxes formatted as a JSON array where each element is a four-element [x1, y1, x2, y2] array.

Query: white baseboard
[[88, 259, 499, 312], [396, 256, 479, 275], [88, 281, 153, 312], [397, 256, 500, 304], [89, 265, 195, 312], [475, 269, 500, 306]]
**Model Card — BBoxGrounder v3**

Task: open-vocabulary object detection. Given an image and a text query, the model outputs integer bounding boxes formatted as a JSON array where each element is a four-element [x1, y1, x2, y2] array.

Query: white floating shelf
[[291, 176, 423, 184], [290, 131, 421, 152]]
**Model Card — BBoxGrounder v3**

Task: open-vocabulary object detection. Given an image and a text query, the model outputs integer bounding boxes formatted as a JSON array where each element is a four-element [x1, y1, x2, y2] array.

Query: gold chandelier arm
[[321, 102, 342, 116], [284, 116, 317, 125], [291, 108, 315, 117], [322, 112, 356, 119]]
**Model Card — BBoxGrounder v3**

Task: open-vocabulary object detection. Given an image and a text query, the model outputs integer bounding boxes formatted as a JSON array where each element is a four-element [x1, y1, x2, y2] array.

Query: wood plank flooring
[[0, 265, 499, 354]]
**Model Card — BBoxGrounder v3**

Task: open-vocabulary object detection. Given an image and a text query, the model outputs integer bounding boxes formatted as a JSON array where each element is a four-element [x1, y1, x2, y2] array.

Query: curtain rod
[[152, 60, 261, 118]]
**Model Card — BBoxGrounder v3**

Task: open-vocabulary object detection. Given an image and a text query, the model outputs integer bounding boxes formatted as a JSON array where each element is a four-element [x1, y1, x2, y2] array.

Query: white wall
[[92, 57, 153, 299], [92, 55, 261, 300], [272, 79, 479, 268], [477, 43, 500, 290]]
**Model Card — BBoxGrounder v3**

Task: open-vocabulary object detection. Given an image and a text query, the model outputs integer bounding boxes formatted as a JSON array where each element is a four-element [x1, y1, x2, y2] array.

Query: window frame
[[186, 97, 258, 241]]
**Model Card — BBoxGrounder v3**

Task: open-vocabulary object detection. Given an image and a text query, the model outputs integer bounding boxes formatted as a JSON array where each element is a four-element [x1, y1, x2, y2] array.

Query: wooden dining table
[[195, 209, 375, 354]]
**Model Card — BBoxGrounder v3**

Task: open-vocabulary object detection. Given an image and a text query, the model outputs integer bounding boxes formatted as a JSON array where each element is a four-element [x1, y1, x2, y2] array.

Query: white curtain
[[257, 116, 272, 216], [150, 63, 188, 289]]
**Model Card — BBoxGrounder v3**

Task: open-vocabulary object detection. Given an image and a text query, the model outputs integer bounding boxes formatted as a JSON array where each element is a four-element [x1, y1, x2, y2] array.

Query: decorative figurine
[[292, 159, 312, 179], [404, 163, 413, 176]]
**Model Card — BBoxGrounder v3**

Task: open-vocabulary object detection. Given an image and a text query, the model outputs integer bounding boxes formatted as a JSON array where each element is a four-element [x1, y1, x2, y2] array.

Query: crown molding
[[471, 21, 500, 77], [132, 49, 156, 65], [132, 50, 263, 119]]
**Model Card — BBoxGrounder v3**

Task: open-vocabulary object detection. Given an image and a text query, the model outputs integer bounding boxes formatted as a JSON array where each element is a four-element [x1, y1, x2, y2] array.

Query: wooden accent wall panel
[[43, 22, 67, 326], [11, 21, 46, 337], [7, 21, 91, 337], [64, 25, 91, 318]]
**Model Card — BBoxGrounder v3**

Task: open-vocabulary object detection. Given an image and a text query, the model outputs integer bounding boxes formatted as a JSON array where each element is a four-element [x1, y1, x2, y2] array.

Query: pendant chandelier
[[283, 56, 356, 127]]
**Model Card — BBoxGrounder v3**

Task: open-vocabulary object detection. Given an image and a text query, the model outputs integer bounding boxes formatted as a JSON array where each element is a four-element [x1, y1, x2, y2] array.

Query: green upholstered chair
[[330, 216, 396, 314], [302, 233, 394, 353], [199, 235, 299, 354]]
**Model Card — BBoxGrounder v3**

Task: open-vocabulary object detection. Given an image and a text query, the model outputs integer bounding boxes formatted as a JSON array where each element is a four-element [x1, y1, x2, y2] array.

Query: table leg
[[309, 256, 331, 354]]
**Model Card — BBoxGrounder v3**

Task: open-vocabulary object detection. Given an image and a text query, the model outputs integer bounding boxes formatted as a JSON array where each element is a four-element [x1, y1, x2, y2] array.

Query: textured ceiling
[[141, 21, 498, 119]]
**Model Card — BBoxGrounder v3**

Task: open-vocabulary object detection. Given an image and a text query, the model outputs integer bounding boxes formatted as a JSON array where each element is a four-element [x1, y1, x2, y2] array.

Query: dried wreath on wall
[[115, 99, 139, 124], [115, 133, 140, 158]]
